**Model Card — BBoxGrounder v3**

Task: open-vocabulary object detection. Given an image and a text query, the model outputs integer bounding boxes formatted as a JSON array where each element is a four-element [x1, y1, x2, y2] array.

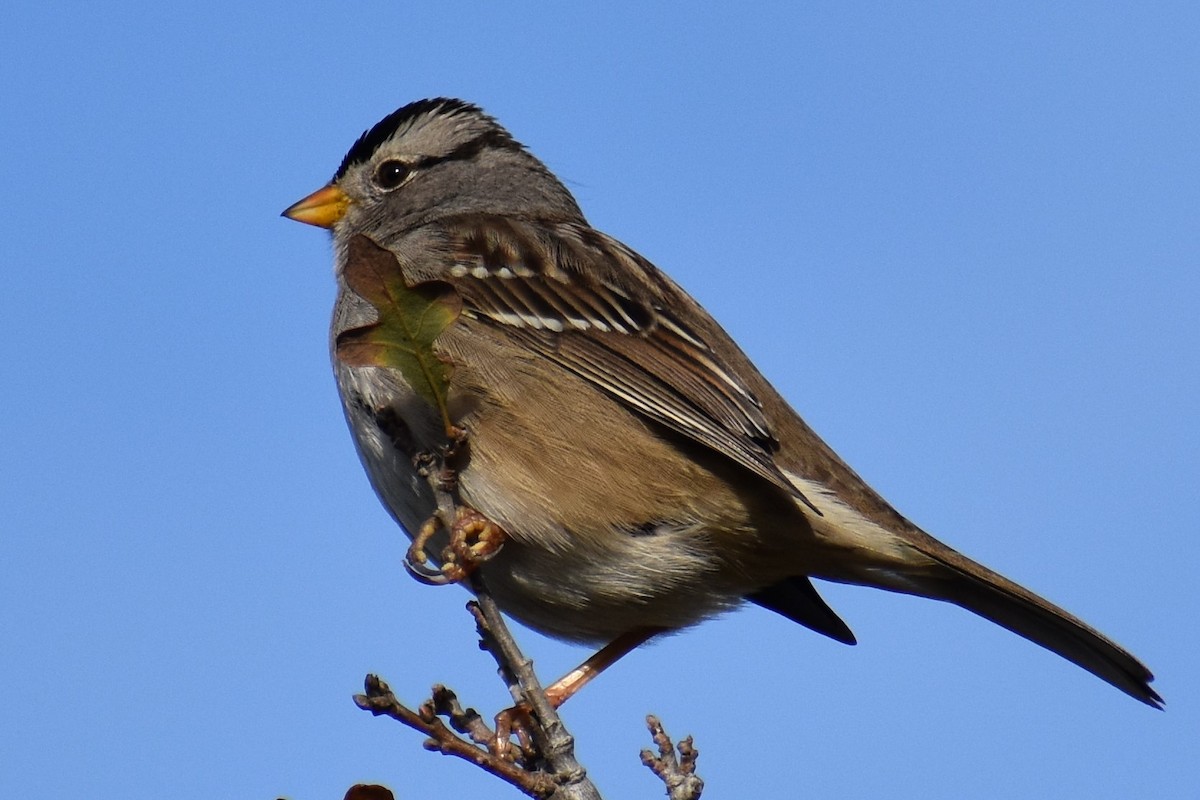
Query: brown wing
[[432, 214, 817, 511]]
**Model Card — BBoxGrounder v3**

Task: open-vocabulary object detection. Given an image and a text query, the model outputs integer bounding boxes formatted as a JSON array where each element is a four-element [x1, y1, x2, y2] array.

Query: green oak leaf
[[335, 234, 462, 434]]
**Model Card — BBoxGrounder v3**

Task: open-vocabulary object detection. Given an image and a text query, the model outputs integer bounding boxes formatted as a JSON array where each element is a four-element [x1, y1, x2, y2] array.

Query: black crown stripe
[[332, 98, 518, 181]]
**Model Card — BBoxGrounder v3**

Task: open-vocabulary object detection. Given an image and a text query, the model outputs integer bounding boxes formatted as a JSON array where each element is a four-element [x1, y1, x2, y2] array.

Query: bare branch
[[468, 588, 598, 798], [354, 675, 556, 798], [346, 428, 701, 799]]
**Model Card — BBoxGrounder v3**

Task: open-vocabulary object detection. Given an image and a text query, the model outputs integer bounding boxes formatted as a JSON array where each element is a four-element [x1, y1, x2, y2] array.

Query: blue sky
[[3, 3, 1197, 798]]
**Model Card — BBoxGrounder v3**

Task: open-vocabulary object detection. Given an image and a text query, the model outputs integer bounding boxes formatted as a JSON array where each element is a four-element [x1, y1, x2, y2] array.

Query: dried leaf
[[336, 234, 462, 434]]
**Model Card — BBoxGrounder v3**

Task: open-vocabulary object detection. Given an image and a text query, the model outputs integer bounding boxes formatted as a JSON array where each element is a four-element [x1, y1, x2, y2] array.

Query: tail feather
[[891, 543, 1161, 708], [751, 576, 858, 645]]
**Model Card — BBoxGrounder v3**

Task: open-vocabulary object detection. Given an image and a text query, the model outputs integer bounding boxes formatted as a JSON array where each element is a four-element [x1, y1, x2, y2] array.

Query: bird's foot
[[403, 505, 507, 585]]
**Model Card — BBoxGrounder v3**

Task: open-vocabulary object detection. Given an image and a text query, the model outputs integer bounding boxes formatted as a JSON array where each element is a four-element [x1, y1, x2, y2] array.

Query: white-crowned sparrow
[[284, 98, 1159, 708]]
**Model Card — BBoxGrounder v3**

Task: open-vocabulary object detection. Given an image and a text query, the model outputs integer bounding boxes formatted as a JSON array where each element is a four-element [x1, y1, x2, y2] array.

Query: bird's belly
[[476, 522, 737, 644], [336, 354, 817, 645]]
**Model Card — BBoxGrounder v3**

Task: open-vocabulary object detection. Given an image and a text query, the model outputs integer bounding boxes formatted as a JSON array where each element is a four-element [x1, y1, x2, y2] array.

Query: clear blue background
[[3, 3, 1196, 798]]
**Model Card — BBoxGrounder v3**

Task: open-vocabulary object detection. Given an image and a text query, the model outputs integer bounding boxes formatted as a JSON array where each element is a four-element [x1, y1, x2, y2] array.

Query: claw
[[403, 506, 508, 585], [450, 507, 507, 567], [403, 556, 454, 585], [492, 701, 536, 761], [404, 516, 455, 585]]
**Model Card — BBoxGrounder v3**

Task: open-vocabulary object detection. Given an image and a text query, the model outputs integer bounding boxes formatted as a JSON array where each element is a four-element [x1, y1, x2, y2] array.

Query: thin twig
[[354, 674, 556, 798], [468, 588, 598, 800], [430, 684, 495, 748], [640, 715, 704, 800]]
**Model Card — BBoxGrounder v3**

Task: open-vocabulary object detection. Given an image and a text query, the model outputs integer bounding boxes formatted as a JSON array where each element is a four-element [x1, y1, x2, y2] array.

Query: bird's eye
[[374, 160, 411, 190]]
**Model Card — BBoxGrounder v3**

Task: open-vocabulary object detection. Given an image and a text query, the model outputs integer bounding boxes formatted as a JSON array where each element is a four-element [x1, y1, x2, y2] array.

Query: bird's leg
[[490, 628, 663, 755], [405, 429, 507, 584], [403, 507, 508, 585], [545, 628, 663, 706]]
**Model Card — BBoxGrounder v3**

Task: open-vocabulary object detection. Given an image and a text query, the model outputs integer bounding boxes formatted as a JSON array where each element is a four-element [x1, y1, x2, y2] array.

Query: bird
[[283, 97, 1160, 709]]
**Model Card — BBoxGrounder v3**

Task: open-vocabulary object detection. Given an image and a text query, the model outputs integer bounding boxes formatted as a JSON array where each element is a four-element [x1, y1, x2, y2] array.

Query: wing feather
[[438, 214, 816, 510]]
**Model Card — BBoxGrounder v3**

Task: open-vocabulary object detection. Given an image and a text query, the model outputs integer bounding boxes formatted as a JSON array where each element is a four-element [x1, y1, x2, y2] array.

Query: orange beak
[[281, 184, 351, 229]]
